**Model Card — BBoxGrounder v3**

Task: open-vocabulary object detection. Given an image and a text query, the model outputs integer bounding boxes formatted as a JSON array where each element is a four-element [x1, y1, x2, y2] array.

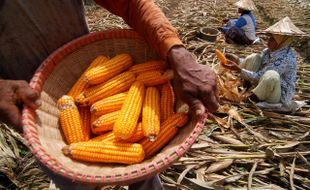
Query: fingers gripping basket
[[22, 29, 205, 186]]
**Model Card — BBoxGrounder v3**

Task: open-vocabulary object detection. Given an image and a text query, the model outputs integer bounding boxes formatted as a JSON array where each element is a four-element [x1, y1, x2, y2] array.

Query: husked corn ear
[[142, 87, 160, 141], [140, 112, 189, 157], [90, 92, 127, 116], [165, 112, 189, 127], [215, 49, 228, 65], [128, 60, 167, 74], [140, 113, 188, 158], [114, 81, 145, 140], [62, 141, 145, 164], [160, 82, 175, 122], [76, 71, 135, 106], [126, 122, 145, 143], [57, 95, 85, 144], [90, 122, 143, 143], [89, 131, 119, 142], [84, 54, 133, 85], [67, 56, 109, 98], [91, 110, 120, 134], [78, 106, 91, 141], [136, 70, 173, 86], [140, 124, 177, 158]]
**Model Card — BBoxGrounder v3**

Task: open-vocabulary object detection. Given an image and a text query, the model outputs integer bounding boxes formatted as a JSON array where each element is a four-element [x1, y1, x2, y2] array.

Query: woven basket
[[22, 29, 205, 186]]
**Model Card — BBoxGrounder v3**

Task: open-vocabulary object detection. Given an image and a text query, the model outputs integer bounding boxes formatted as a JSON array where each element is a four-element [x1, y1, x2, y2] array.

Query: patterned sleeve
[[241, 48, 295, 83], [241, 69, 260, 82], [256, 53, 295, 78]]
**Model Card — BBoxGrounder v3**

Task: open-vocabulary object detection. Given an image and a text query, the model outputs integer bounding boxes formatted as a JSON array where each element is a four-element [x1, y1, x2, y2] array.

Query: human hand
[[220, 60, 241, 72], [0, 79, 40, 130], [222, 18, 229, 23], [225, 53, 240, 64], [168, 46, 219, 118]]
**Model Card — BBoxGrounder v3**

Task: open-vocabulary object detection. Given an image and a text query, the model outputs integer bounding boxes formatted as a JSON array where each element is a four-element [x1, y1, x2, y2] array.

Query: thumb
[[187, 98, 206, 119], [17, 87, 41, 109]]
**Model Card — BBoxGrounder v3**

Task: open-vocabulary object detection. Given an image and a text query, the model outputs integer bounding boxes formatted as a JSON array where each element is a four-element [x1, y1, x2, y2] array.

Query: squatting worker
[[0, 0, 219, 189], [218, 0, 258, 45], [222, 17, 307, 112]]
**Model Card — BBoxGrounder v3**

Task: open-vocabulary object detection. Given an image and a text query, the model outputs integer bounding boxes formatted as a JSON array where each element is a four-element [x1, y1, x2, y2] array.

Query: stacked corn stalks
[[58, 54, 189, 164]]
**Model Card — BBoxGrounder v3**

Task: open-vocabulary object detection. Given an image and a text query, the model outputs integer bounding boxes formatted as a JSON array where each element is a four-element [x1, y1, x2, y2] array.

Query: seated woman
[[219, 0, 258, 45], [222, 17, 307, 111]]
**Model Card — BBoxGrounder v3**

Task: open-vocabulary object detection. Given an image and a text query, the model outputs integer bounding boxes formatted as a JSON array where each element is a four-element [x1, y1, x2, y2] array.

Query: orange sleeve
[[94, 0, 183, 59]]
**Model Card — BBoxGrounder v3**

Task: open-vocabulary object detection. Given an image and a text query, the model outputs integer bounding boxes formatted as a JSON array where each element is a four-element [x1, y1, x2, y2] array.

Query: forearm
[[240, 69, 259, 82], [95, 0, 183, 59]]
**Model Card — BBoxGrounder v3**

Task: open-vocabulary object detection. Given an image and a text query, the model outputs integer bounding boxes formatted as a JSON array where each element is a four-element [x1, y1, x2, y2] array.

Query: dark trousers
[[225, 26, 253, 45]]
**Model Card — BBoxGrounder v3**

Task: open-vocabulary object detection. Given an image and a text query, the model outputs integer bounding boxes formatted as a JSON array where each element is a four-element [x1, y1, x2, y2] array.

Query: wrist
[[167, 46, 195, 69]]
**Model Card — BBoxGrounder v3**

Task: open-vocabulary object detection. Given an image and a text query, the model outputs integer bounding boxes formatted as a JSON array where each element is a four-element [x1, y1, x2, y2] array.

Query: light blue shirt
[[222, 12, 256, 32]]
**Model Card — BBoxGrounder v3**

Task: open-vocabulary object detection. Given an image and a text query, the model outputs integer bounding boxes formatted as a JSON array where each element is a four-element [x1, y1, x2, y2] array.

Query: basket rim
[[22, 29, 205, 185]]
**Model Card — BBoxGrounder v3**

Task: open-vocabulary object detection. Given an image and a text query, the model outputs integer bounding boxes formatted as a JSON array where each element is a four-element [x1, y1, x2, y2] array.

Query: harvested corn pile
[[59, 54, 189, 164]]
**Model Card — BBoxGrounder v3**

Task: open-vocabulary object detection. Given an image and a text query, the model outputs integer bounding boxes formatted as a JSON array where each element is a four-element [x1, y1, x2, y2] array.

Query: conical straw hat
[[234, 0, 258, 11], [264, 16, 307, 36]]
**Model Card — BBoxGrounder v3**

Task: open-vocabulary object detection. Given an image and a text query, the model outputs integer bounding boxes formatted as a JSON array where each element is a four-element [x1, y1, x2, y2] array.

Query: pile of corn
[[58, 54, 189, 164]]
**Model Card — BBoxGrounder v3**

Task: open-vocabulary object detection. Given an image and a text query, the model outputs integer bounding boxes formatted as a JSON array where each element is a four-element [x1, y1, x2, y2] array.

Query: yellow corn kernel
[[57, 95, 85, 144], [126, 122, 145, 143], [90, 92, 127, 116], [136, 70, 173, 86], [75, 71, 135, 106], [78, 106, 91, 141], [128, 60, 168, 74], [140, 112, 189, 157], [91, 110, 120, 134], [89, 131, 119, 142], [67, 55, 109, 98], [90, 122, 144, 143], [114, 81, 145, 140], [62, 141, 145, 164], [142, 87, 160, 141], [160, 82, 175, 122], [84, 54, 133, 85]]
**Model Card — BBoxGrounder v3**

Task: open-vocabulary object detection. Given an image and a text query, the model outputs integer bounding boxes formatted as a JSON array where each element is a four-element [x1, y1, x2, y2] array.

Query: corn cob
[[67, 55, 109, 98], [75, 71, 135, 106], [165, 112, 189, 127], [90, 92, 127, 116], [90, 122, 144, 143], [128, 60, 168, 74], [142, 87, 160, 141], [84, 54, 133, 85], [140, 112, 189, 157], [126, 122, 145, 143], [89, 131, 118, 142], [160, 82, 175, 122], [78, 106, 91, 141], [114, 81, 145, 140], [57, 95, 86, 144], [62, 141, 145, 164], [91, 110, 120, 134], [215, 49, 228, 65], [136, 70, 173, 86]]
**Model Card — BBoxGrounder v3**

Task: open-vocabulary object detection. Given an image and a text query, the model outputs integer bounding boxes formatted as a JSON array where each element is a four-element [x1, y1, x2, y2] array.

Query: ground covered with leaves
[[0, 0, 309, 189]]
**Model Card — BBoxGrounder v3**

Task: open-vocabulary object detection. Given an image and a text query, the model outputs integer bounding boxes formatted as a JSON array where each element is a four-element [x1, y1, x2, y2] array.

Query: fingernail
[[35, 99, 42, 106]]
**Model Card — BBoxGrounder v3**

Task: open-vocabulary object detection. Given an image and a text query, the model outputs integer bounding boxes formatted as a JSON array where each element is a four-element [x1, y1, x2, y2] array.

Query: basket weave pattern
[[22, 29, 205, 185]]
